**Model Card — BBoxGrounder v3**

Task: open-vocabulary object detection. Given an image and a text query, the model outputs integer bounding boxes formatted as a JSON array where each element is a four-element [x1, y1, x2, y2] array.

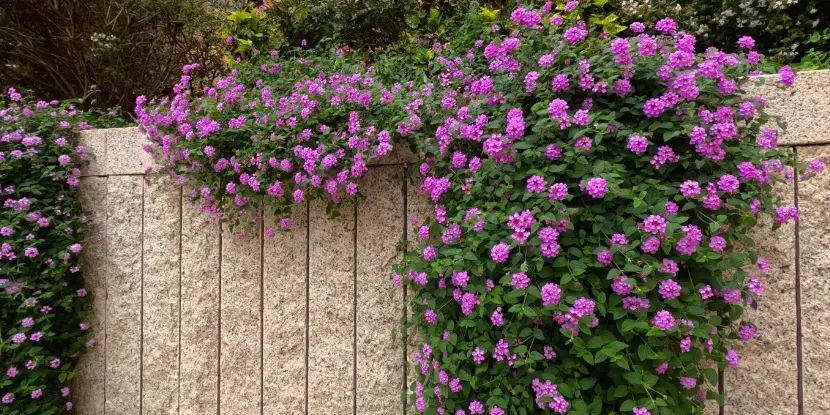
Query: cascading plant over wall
[[0, 91, 123, 414], [137, 1, 826, 413]]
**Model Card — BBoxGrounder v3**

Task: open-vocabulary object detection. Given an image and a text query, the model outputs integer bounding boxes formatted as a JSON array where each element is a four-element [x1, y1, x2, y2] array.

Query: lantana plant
[[393, 5, 822, 415], [136, 59, 408, 235], [1, 91, 123, 414], [138, 1, 825, 414]]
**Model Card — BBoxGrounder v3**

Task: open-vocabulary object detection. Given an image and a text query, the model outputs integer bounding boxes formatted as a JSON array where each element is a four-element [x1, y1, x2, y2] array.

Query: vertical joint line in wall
[[353, 199, 358, 415], [140, 180, 145, 414], [794, 147, 804, 415], [177, 187, 183, 413], [401, 172, 408, 415], [105, 176, 110, 412], [718, 369, 724, 415], [103, 177, 109, 412], [304, 201, 310, 415], [217, 221, 223, 415], [260, 216, 265, 415]]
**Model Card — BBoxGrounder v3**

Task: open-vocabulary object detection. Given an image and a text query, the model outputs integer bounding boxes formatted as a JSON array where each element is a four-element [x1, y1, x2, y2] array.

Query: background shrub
[[0, 90, 125, 414], [610, 0, 830, 65], [0, 0, 225, 113]]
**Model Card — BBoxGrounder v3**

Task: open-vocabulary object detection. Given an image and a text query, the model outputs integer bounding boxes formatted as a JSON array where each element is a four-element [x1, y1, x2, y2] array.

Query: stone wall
[[72, 70, 830, 414]]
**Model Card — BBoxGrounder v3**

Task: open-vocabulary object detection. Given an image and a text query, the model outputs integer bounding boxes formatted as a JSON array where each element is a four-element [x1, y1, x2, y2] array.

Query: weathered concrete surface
[[797, 145, 830, 415], [745, 70, 830, 146], [263, 205, 308, 414], [356, 166, 405, 414], [73, 177, 108, 414], [104, 176, 143, 414], [179, 197, 220, 415], [141, 181, 181, 415], [308, 199, 355, 415], [726, 180, 798, 415], [219, 223, 262, 415]]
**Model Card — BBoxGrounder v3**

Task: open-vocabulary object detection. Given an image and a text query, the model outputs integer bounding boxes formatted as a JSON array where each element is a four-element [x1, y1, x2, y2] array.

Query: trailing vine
[[138, 1, 825, 414]]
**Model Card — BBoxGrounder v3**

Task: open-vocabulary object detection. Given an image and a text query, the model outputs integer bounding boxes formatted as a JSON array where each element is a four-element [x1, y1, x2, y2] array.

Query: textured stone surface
[[367, 144, 416, 166], [356, 166, 405, 414], [308, 199, 355, 415], [73, 177, 108, 414], [220, 224, 262, 415], [405, 177, 432, 400], [744, 70, 830, 146], [141, 181, 181, 415], [797, 145, 830, 415], [106, 127, 153, 175], [77, 129, 108, 177], [263, 204, 308, 414], [725, 181, 797, 415], [105, 176, 144, 414], [179, 197, 221, 415]]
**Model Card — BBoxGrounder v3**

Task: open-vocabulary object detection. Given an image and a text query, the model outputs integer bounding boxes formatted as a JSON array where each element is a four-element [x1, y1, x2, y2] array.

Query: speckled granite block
[[796, 145, 830, 415], [220, 224, 262, 415], [73, 177, 108, 414], [179, 196, 221, 415], [106, 127, 153, 175], [405, 177, 432, 401], [725, 181, 797, 415], [356, 166, 405, 414], [77, 129, 107, 177], [141, 181, 181, 415], [105, 176, 144, 414], [367, 144, 416, 166], [745, 70, 830, 146], [308, 199, 355, 415], [263, 204, 308, 414]]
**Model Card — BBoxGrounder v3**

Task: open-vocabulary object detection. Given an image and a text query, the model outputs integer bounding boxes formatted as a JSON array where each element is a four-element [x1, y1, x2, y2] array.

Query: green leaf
[[613, 385, 630, 398], [587, 336, 607, 349], [580, 377, 597, 390], [624, 372, 643, 385], [704, 368, 719, 386], [638, 344, 652, 361], [622, 320, 648, 332]]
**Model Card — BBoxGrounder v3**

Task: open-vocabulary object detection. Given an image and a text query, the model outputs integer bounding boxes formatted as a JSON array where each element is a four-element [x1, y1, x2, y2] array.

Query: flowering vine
[[138, 0, 825, 413]]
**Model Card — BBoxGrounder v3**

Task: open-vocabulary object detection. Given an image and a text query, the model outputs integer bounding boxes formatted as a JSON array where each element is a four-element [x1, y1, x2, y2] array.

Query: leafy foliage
[[1, 91, 126, 414]]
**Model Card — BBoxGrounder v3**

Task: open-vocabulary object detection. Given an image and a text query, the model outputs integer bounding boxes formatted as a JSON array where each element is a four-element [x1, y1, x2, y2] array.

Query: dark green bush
[[0, 0, 225, 113], [610, 0, 830, 65]]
